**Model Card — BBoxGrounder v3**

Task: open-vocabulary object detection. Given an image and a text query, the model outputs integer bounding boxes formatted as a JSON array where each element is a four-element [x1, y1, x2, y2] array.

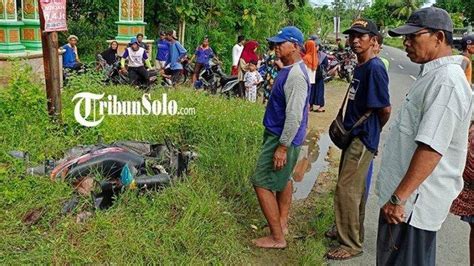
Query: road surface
[[330, 45, 470, 266]]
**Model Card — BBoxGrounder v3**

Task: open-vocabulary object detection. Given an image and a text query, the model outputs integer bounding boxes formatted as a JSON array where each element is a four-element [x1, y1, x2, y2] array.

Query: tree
[[391, 0, 427, 19]]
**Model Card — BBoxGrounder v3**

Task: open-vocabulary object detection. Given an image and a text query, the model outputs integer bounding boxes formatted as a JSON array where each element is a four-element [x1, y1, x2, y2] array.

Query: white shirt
[[376, 55, 473, 231], [305, 65, 316, 84], [232, 43, 243, 67], [125, 47, 146, 68]]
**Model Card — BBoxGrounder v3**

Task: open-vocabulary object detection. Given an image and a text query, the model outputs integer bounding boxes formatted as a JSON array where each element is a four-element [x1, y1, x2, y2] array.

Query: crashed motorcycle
[[10, 140, 196, 210]]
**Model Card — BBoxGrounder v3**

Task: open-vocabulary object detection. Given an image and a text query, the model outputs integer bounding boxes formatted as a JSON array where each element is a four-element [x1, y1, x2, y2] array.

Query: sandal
[[326, 246, 363, 260]]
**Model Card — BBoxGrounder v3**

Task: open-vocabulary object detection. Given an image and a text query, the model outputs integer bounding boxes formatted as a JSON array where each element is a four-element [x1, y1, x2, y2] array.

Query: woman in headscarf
[[303, 40, 319, 111], [100, 41, 119, 66], [260, 42, 283, 104], [238, 40, 259, 98], [313, 44, 328, 112]]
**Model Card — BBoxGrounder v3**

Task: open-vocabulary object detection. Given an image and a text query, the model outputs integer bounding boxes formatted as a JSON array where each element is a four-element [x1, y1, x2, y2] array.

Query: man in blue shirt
[[250, 26, 310, 249], [155, 32, 169, 69], [164, 30, 187, 85], [62, 35, 83, 71], [326, 19, 391, 260]]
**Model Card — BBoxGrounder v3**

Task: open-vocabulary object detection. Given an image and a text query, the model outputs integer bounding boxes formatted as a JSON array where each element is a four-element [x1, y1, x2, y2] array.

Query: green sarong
[[251, 130, 301, 192]]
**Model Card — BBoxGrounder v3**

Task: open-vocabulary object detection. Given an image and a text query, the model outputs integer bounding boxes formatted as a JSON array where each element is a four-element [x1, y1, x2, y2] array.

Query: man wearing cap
[[62, 35, 83, 71], [375, 7, 473, 265], [461, 34, 473, 85], [164, 30, 187, 85], [250, 26, 310, 249], [326, 18, 391, 260], [155, 32, 169, 70], [121, 37, 152, 87]]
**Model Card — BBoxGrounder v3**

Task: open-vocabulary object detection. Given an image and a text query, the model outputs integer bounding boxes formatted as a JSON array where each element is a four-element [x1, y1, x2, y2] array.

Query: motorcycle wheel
[[346, 74, 352, 84]]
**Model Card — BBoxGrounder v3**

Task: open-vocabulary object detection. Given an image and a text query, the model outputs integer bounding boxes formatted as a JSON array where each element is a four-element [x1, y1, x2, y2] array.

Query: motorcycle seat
[[221, 75, 237, 83]]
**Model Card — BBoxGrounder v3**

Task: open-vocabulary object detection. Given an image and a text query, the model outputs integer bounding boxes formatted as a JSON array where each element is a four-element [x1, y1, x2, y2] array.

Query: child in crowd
[[244, 60, 263, 103]]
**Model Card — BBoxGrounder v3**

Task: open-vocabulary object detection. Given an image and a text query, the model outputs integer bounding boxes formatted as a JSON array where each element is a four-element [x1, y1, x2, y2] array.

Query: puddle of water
[[293, 131, 332, 200]]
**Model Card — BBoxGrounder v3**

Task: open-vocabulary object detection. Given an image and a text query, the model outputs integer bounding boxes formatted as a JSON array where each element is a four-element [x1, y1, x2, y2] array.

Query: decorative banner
[[39, 0, 67, 32]]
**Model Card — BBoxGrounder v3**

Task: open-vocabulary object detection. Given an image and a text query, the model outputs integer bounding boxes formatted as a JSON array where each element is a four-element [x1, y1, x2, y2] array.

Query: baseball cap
[[461, 34, 474, 48], [389, 7, 453, 37], [129, 37, 138, 45], [267, 26, 304, 46], [309, 34, 321, 45], [343, 18, 379, 35]]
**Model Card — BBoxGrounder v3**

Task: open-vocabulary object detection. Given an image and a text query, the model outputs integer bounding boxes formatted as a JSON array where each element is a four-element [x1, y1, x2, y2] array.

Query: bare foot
[[252, 236, 287, 249]]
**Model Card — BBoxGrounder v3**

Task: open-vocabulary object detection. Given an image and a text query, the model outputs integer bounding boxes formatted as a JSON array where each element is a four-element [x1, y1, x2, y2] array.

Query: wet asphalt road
[[329, 45, 470, 266]]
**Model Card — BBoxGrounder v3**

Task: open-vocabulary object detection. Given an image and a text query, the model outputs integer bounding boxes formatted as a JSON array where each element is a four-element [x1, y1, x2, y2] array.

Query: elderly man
[[250, 26, 309, 249], [62, 35, 83, 71], [326, 18, 391, 261], [376, 7, 473, 265]]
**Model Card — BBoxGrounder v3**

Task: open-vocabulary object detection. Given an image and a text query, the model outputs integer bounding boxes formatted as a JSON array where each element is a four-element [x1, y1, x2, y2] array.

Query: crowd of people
[[248, 7, 473, 266], [59, 6, 474, 264]]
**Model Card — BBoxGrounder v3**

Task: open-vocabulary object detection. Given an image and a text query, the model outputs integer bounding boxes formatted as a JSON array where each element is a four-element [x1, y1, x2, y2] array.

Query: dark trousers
[[376, 211, 436, 266], [238, 81, 245, 98], [64, 62, 84, 72], [315, 79, 325, 107], [128, 66, 149, 86]]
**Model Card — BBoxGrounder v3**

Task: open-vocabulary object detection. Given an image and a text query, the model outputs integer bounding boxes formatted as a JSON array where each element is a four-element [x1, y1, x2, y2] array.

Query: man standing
[[164, 30, 187, 85], [231, 35, 245, 76], [326, 19, 391, 260], [62, 35, 83, 71], [136, 33, 150, 55], [376, 7, 473, 265], [155, 32, 169, 70], [250, 26, 309, 249], [121, 37, 152, 86]]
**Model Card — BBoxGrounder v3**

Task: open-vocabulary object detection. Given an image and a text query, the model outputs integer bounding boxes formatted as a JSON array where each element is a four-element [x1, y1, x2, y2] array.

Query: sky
[[309, 0, 436, 8]]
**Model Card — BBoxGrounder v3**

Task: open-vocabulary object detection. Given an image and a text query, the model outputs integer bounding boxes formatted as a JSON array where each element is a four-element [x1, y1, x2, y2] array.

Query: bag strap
[[337, 83, 373, 132], [337, 83, 352, 116], [349, 110, 373, 133]]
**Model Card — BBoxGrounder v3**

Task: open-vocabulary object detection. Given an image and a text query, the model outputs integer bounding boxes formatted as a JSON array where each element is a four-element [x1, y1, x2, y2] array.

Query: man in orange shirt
[[461, 34, 473, 85]]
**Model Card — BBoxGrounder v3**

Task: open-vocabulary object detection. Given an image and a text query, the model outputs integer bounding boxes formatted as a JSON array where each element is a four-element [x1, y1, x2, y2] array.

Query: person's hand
[[120, 68, 127, 74], [273, 144, 287, 171], [382, 202, 406, 224]]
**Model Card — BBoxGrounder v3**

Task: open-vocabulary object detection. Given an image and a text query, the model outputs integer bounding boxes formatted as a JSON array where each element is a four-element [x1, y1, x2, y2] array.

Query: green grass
[[384, 37, 405, 50], [0, 63, 335, 264]]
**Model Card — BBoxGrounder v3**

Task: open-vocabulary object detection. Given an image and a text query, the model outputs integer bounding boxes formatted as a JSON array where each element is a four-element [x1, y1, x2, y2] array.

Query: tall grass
[[0, 64, 336, 264], [0, 65, 265, 264]]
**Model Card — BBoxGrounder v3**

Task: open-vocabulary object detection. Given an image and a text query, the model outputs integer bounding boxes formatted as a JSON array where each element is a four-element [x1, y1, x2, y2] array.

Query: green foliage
[[63, 0, 319, 71], [0, 65, 265, 263]]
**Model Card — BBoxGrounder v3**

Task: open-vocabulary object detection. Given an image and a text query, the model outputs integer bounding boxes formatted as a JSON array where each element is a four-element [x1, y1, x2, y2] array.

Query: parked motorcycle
[[97, 54, 158, 90], [322, 48, 356, 83], [192, 58, 240, 96]]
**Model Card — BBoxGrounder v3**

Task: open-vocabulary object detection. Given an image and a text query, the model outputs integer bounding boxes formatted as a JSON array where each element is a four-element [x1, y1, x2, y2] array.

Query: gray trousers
[[376, 210, 436, 266]]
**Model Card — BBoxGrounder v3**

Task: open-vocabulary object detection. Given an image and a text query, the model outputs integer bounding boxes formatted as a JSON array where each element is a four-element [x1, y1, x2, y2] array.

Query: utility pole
[[38, 0, 62, 122], [333, 0, 341, 40]]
